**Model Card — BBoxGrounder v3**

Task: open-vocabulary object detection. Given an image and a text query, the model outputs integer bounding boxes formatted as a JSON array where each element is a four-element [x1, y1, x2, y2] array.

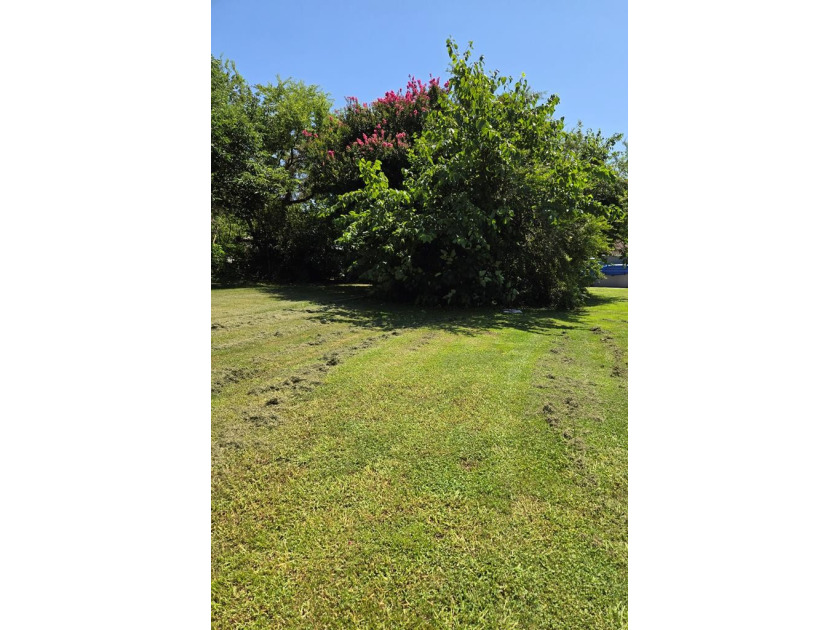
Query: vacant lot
[[212, 285, 627, 629]]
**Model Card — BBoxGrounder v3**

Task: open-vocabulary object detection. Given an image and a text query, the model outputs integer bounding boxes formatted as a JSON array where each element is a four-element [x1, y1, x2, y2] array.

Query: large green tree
[[211, 57, 261, 231], [334, 41, 611, 307], [563, 125, 628, 260], [211, 56, 339, 281]]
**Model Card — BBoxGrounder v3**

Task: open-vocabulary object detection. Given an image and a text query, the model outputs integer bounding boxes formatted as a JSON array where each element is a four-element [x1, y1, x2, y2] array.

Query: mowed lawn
[[211, 285, 628, 629]]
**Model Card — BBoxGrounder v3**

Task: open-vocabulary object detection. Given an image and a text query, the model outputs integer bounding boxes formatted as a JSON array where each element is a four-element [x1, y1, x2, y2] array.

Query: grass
[[212, 285, 628, 629]]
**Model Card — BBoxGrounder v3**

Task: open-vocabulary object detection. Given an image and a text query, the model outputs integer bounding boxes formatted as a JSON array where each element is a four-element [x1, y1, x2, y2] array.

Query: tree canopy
[[211, 40, 627, 306]]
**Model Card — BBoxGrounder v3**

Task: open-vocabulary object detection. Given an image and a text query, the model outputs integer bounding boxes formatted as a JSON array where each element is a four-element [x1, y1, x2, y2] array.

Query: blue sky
[[211, 0, 627, 140]]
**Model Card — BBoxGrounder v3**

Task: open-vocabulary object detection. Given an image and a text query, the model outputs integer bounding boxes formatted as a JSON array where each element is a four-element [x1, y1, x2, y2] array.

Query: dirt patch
[[458, 457, 479, 471]]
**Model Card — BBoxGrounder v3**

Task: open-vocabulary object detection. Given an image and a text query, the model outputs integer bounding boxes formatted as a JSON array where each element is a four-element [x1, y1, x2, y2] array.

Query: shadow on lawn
[[252, 284, 617, 337]]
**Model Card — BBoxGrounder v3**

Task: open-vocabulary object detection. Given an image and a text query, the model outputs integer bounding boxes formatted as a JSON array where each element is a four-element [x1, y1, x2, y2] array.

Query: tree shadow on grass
[[583, 290, 628, 308], [252, 283, 603, 337]]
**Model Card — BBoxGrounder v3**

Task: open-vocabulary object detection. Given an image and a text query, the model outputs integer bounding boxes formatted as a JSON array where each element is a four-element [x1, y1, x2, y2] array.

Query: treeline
[[212, 40, 627, 307]]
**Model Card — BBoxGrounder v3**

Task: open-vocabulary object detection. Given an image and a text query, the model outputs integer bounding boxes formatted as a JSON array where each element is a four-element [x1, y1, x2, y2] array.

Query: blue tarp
[[601, 264, 628, 276]]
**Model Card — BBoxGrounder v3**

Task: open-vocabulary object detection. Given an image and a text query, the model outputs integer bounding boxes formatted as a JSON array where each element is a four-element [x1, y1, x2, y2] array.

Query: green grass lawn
[[212, 285, 627, 629]]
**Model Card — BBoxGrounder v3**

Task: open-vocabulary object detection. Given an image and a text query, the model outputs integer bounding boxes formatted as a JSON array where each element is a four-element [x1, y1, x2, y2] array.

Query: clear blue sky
[[211, 0, 627, 140]]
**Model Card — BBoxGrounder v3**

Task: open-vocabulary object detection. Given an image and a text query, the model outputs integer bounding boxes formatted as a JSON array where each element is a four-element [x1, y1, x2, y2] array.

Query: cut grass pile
[[212, 285, 627, 629]]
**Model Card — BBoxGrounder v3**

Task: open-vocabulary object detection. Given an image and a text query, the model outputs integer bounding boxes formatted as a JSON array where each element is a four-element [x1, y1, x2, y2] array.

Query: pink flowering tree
[[303, 76, 448, 195]]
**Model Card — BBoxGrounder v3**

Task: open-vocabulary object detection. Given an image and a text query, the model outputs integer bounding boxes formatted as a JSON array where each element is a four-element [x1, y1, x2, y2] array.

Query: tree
[[211, 56, 340, 281], [562, 125, 628, 261], [304, 76, 447, 197], [211, 56, 261, 231], [334, 40, 610, 307]]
